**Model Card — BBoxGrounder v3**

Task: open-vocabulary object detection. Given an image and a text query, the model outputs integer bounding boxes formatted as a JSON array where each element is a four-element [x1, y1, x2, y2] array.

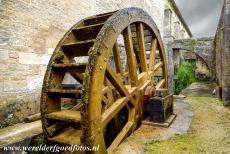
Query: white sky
[[175, 0, 224, 37]]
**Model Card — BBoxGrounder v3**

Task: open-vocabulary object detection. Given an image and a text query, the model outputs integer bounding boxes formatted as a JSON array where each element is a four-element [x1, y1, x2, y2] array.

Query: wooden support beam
[[123, 26, 138, 87], [106, 65, 137, 107], [113, 42, 123, 74], [149, 38, 157, 71], [156, 79, 165, 89], [105, 65, 129, 97], [153, 61, 163, 72], [101, 97, 128, 127], [136, 23, 148, 72], [107, 122, 133, 153]]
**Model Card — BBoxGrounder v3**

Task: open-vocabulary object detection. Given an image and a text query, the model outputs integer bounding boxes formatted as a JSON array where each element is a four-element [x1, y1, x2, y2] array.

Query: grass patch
[[146, 96, 230, 154], [146, 133, 203, 154], [0, 116, 14, 129], [23, 134, 50, 154]]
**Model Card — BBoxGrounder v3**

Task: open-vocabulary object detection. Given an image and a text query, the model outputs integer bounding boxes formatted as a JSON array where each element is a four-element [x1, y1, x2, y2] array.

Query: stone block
[[26, 75, 43, 91], [3, 80, 27, 92], [9, 51, 19, 59], [47, 48, 54, 55], [0, 50, 9, 60], [39, 65, 47, 75]]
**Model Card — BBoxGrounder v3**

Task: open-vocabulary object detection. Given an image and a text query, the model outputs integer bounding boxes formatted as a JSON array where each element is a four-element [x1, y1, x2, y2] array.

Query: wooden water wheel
[[41, 7, 168, 153]]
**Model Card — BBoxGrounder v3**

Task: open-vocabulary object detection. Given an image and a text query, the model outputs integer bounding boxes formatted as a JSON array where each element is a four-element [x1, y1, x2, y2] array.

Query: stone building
[[0, 0, 191, 124], [215, 0, 230, 106], [172, 37, 215, 81]]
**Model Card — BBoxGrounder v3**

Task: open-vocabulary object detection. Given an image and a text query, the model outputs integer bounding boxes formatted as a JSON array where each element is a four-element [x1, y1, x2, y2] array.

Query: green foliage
[[185, 37, 197, 50], [0, 116, 14, 129], [174, 61, 196, 94], [190, 37, 197, 48], [26, 134, 50, 154]]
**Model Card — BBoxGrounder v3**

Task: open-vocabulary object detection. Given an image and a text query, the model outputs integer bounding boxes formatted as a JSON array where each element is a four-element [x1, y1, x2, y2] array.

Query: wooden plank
[[102, 95, 110, 105], [101, 97, 128, 127], [62, 39, 95, 57], [71, 73, 84, 84], [136, 23, 148, 72], [107, 122, 133, 153], [149, 38, 157, 71], [49, 128, 81, 145], [83, 13, 113, 25], [125, 85, 138, 96], [46, 110, 81, 123], [156, 79, 165, 89], [142, 114, 177, 128], [138, 72, 148, 86], [113, 42, 123, 74], [71, 102, 83, 111], [153, 61, 163, 72], [140, 80, 151, 91], [52, 63, 86, 73], [102, 86, 110, 95], [123, 26, 138, 86], [46, 89, 82, 98], [72, 23, 103, 41], [105, 65, 137, 107], [46, 89, 82, 94], [105, 65, 129, 97]]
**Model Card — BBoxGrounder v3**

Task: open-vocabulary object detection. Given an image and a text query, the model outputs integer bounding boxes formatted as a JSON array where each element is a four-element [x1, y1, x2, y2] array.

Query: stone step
[[0, 120, 42, 147]]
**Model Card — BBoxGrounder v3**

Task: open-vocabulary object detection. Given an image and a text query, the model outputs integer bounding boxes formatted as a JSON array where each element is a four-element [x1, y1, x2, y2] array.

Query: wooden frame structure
[[41, 7, 168, 153]]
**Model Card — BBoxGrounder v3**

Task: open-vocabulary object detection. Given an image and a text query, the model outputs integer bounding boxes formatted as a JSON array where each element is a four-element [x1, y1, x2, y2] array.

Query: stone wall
[[195, 57, 211, 81], [172, 37, 215, 81], [0, 0, 166, 123], [163, 0, 192, 93], [215, 0, 230, 106]]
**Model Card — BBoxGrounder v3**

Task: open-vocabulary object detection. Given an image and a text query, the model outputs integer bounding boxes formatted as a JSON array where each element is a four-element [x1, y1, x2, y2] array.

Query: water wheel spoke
[[105, 65, 129, 96], [153, 61, 163, 72], [156, 79, 166, 89], [123, 26, 138, 87], [71, 73, 84, 84], [113, 42, 123, 74], [101, 97, 129, 127], [107, 122, 134, 153], [136, 23, 148, 72], [138, 72, 149, 85], [105, 65, 136, 107], [149, 38, 157, 71]]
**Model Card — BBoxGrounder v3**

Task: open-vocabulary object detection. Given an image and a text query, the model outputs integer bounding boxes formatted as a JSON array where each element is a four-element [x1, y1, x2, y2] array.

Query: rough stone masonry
[[215, 0, 230, 106]]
